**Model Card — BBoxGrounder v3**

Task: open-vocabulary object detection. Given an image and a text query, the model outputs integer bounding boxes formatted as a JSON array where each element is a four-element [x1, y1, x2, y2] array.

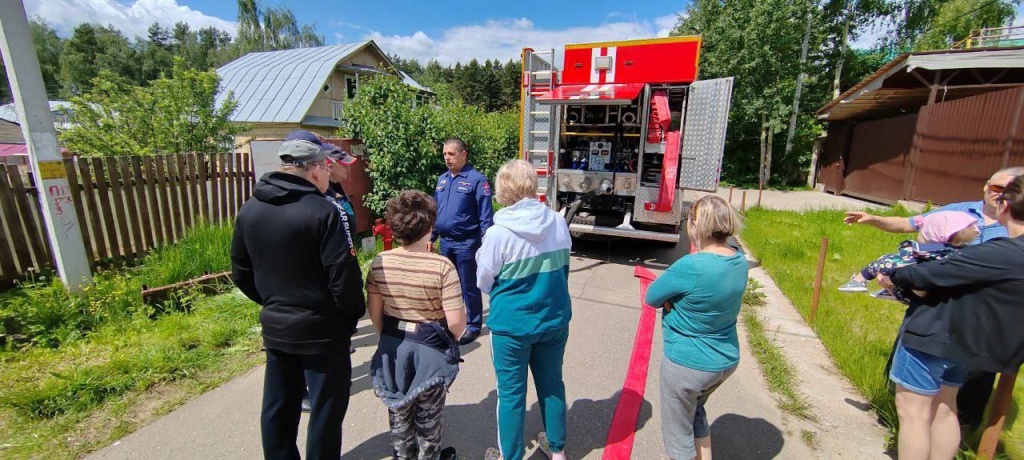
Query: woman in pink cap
[[838, 210, 979, 303]]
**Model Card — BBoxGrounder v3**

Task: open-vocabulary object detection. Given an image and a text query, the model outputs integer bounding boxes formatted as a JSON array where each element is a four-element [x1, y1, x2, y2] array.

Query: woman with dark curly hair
[[366, 190, 465, 460]]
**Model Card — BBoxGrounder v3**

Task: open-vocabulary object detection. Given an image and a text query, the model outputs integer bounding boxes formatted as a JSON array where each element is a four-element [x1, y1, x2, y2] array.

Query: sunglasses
[[988, 182, 1006, 194]]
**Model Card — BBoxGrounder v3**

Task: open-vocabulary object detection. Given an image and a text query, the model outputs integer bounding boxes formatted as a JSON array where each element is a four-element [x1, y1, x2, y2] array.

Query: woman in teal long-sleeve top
[[645, 195, 748, 460]]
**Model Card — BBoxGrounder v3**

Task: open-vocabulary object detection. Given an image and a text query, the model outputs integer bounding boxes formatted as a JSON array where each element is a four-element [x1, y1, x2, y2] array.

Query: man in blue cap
[[433, 138, 494, 345]]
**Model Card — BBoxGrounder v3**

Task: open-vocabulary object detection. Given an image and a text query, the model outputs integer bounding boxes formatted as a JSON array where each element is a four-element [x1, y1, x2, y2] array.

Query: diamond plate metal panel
[[633, 186, 683, 224], [680, 77, 733, 192]]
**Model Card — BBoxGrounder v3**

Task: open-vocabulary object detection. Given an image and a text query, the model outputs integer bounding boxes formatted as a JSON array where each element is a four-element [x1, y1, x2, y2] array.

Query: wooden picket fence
[[0, 152, 254, 287]]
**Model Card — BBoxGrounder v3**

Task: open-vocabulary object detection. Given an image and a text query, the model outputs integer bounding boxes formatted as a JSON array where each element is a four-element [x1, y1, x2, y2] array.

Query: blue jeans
[[439, 238, 483, 329], [889, 341, 967, 396], [490, 327, 569, 460]]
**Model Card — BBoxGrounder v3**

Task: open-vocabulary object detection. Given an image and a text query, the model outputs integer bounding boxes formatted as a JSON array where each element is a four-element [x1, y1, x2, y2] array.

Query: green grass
[[137, 221, 234, 287], [0, 220, 384, 458], [741, 279, 814, 420], [0, 291, 262, 458], [741, 207, 1024, 457]]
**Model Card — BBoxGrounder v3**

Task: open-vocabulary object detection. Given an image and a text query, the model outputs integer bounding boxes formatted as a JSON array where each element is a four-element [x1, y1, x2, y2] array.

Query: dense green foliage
[[674, 0, 1020, 187], [341, 74, 519, 215], [58, 61, 245, 157], [392, 55, 523, 112]]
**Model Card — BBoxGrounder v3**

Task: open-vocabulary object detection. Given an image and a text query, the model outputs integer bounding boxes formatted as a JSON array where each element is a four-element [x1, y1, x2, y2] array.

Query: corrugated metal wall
[[818, 85, 1024, 205], [909, 86, 1024, 204], [842, 113, 918, 203], [818, 123, 851, 194]]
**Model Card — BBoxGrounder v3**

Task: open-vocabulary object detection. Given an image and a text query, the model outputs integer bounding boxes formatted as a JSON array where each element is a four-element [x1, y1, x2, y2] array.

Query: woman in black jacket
[[878, 174, 1024, 460]]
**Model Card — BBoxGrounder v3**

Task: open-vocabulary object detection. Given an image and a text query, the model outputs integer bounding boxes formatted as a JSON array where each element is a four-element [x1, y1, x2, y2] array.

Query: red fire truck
[[520, 36, 733, 246]]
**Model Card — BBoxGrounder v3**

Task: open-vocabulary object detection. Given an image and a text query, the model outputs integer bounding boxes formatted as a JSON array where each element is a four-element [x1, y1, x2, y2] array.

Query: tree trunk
[[766, 129, 775, 187], [833, 0, 856, 99], [760, 114, 767, 188], [783, 7, 814, 172]]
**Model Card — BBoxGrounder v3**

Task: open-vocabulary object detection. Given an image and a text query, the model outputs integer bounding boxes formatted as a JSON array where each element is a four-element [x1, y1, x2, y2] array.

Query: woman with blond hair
[[645, 195, 747, 460], [476, 159, 572, 460]]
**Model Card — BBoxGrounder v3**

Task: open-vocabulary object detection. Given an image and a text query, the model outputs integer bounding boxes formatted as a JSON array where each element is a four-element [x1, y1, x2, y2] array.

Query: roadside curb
[[734, 236, 892, 458]]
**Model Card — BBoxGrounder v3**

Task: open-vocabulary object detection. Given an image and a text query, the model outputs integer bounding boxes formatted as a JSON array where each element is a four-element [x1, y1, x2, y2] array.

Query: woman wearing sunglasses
[[842, 166, 1024, 432], [876, 174, 1024, 460]]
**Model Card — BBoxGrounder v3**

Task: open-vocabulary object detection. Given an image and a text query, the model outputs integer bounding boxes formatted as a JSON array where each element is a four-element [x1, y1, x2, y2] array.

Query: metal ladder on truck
[[521, 48, 559, 205]]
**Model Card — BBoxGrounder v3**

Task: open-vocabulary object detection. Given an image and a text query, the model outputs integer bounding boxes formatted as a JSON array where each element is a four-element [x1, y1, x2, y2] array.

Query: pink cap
[[912, 211, 979, 244]]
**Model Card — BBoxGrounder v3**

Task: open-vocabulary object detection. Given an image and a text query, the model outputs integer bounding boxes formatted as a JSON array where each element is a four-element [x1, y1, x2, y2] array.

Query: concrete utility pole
[[0, 0, 92, 291]]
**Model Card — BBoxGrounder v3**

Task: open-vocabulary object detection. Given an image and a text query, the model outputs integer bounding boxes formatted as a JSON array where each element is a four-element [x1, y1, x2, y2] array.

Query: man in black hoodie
[[231, 139, 366, 460]]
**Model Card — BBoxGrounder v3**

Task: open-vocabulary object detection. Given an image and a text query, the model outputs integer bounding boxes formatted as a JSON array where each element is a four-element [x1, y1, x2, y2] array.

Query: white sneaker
[[483, 447, 502, 460]]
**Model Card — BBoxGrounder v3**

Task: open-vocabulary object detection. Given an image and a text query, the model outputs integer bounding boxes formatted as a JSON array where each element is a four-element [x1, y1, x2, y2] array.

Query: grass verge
[[741, 279, 814, 420], [0, 290, 262, 458], [742, 207, 1024, 457]]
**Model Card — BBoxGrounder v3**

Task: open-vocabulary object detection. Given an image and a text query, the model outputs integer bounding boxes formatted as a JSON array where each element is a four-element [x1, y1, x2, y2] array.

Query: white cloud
[[24, 0, 237, 39], [365, 14, 685, 66]]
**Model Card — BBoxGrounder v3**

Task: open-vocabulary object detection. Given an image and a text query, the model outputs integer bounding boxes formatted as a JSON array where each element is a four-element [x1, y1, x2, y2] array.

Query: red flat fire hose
[[644, 130, 681, 213], [602, 265, 659, 460]]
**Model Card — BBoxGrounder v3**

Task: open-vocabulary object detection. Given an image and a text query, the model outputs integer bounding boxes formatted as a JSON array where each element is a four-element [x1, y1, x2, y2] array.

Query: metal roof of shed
[[215, 42, 368, 123]]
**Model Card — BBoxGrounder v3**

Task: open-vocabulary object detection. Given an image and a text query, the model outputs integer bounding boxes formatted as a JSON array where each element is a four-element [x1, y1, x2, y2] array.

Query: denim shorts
[[889, 341, 967, 396]]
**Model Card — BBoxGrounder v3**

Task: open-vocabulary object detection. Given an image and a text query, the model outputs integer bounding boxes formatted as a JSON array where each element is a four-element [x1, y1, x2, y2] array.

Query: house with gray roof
[[215, 40, 431, 146]]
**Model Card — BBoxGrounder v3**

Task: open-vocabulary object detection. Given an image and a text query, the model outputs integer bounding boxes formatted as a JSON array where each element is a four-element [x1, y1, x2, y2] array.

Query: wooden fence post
[[740, 191, 747, 214], [728, 187, 734, 206], [810, 237, 828, 324], [978, 372, 1018, 459]]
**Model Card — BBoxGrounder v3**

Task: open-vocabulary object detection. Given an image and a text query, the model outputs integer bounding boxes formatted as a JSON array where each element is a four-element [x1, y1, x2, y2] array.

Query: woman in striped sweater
[[477, 160, 573, 460]]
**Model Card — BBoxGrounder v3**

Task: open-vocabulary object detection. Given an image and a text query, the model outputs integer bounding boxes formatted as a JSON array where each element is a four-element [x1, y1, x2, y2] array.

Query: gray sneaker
[[871, 289, 898, 301], [838, 276, 868, 292]]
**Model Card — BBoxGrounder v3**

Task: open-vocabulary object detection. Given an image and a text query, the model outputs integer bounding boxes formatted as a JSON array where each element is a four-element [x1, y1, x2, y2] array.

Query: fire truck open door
[[680, 77, 734, 192]]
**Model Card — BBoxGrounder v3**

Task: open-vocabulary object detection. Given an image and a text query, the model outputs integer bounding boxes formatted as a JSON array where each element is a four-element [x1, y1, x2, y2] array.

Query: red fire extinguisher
[[372, 218, 394, 250]]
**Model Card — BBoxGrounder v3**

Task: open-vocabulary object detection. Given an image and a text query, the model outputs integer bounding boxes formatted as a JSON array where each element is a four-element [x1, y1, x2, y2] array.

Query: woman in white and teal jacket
[[476, 160, 572, 460]]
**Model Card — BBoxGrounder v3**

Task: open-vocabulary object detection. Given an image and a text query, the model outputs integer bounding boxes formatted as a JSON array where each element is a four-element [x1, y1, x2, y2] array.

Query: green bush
[[0, 222, 234, 350], [341, 74, 519, 215]]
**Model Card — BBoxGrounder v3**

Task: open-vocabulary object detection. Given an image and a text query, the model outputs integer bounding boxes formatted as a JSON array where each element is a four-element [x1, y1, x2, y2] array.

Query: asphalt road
[[89, 231, 867, 460]]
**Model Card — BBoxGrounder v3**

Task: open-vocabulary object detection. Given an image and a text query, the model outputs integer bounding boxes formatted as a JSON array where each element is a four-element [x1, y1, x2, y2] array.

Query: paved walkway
[[686, 188, 881, 212], [89, 234, 887, 459]]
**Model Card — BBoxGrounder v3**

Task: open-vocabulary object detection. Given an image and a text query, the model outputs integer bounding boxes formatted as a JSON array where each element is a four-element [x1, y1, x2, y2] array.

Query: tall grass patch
[[0, 291, 261, 458], [742, 207, 1024, 456]]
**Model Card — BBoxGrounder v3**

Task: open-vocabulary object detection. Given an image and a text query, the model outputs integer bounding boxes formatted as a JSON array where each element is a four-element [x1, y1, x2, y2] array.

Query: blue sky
[[24, 0, 689, 65]]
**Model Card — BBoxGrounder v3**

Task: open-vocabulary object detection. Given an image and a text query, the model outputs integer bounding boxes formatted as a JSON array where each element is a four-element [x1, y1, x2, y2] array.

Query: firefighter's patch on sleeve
[[482, 182, 491, 196]]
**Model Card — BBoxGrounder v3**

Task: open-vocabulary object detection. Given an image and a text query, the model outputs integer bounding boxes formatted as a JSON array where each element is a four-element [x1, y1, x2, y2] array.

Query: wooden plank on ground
[[105, 157, 134, 262], [0, 165, 23, 278], [63, 158, 95, 266], [176, 154, 194, 229], [91, 157, 122, 263], [155, 156, 176, 242], [118, 157, 145, 259], [143, 156, 165, 248], [9, 170, 49, 269], [77, 158, 109, 261], [197, 153, 211, 224], [130, 157, 154, 251]]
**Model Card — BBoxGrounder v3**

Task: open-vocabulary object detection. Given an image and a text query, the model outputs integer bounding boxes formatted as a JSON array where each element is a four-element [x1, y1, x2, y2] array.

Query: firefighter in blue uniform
[[434, 138, 494, 345]]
